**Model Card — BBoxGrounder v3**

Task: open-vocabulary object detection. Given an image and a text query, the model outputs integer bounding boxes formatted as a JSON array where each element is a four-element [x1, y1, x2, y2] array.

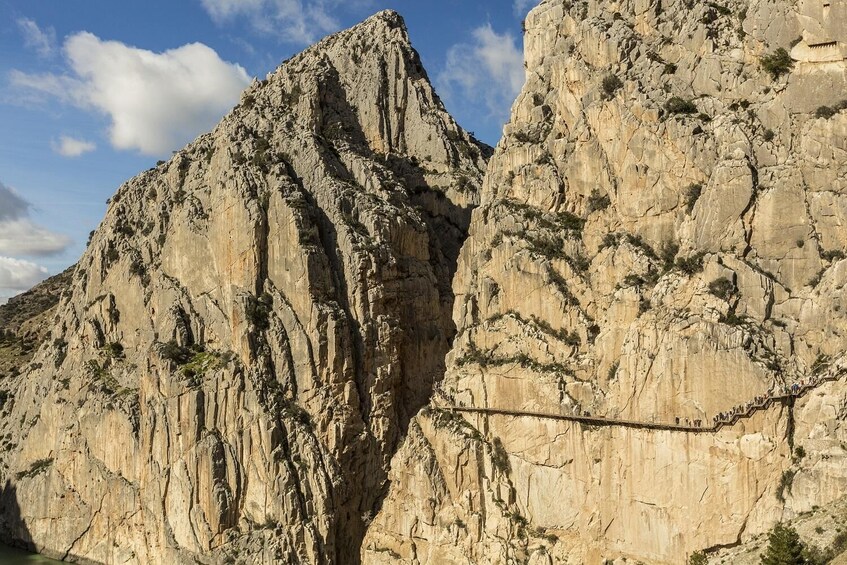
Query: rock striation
[[364, 0, 847, 563], [0, 11, 487, 564]]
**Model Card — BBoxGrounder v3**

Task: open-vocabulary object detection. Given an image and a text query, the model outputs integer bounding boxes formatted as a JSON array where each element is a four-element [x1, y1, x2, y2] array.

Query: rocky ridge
[[0, 11, 487, 564], [0, 268, 73, 385], [364, 0, 847, 563]]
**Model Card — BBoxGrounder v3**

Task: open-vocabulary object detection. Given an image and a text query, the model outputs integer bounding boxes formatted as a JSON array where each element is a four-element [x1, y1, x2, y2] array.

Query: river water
[[0, 545, 62, 564]]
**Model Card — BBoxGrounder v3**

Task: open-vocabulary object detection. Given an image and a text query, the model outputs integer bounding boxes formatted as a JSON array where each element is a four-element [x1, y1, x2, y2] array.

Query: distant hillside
[[0, 267, 73, 335], [0, 267, 73, 381]]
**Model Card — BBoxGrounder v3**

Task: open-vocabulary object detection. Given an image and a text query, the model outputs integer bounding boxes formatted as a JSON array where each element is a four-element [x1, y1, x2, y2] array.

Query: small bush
[[685, 183, 703, 214], [601, 75, 624, 98], [822, 249, 846, 262], [573, 252, 591, 272], [794, 446, 806, 460], [159, 341, 195, 366], [555, 210, 586, 232], [776, 470, 795, 502], [105, 246, 120, 264], [763, 129, 775, 142], [623, 274, 645, 287], [815, 106, 837, 119], [660, 241, 680, 270], [760, 48, 794, 80], [708, 2, 732, 15], [665, 97, 698, 114], [708, 277, 735, 300], [688, 551, 708, 565], [246, 293, 273, 330], [664, 63, 678, 75], [720, 311, 745, 326], [586, 189, 611, 213], [832, 531, 847, 554], [676, 252, 706, 274], [105, 342, 125, 359], [608, 361, 619, 381], [129, 259, 147, 282]]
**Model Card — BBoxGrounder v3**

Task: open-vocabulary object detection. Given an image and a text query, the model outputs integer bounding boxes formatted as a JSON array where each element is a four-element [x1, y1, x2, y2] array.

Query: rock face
[[0, 11, 487, 564], [364, 0, 847, 563]]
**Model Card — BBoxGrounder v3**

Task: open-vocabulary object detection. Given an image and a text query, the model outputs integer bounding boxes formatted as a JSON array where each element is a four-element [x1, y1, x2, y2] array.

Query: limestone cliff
[[364, 0, 847, 563], [0, 11, 487, 564]]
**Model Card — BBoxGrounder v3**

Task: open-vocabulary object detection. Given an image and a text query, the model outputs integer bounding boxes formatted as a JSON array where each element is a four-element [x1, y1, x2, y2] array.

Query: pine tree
[[760, 523, 807, 565]]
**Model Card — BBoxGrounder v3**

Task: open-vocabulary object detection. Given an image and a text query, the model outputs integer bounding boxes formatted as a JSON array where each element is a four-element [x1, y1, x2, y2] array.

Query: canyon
[[2, 0, 847, 563]]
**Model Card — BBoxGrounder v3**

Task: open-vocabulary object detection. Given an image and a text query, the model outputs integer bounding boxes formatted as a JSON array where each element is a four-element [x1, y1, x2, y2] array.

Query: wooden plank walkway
[[435, 372, 842, 434]]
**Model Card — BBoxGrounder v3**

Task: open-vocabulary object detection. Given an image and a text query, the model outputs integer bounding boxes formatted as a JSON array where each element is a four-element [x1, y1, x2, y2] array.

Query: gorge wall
[[3, 0, 847, 564], [364, 0, 847, 563], [0, 11, 488, 564]]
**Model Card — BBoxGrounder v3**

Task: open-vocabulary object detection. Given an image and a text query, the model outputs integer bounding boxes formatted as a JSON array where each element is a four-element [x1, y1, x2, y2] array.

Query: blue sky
[[0, 0, 532, 302]]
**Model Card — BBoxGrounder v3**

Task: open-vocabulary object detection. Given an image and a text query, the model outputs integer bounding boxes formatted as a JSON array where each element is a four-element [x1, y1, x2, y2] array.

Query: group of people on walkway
[[675, 417, 703, 427], [706, 375, 826, 427]]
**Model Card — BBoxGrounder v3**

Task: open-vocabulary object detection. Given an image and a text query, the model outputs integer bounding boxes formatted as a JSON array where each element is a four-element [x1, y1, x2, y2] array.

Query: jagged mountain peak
[[0, 10, 487, 564]]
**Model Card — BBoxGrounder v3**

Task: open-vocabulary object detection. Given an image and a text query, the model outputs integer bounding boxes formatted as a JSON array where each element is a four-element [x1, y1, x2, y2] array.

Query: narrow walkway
[[434, 371, 843, 434]]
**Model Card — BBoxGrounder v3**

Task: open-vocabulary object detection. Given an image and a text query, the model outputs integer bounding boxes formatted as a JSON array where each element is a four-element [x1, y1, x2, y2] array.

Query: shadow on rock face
[[0, 480, 33, 554]]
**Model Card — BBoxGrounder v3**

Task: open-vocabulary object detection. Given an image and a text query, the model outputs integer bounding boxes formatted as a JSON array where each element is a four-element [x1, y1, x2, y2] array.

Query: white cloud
[[0, 219, 72, 256], [52, 135, 96, 157], [437, 24, 525, 122], [17, 18, 57, 58], [0, 182, 70, 257], [200, 0, 370, 44], [514, 0, 537, 15], [201, 0, 265, 21], [0, 257, 49, 296], [11, 33, 251, 155]]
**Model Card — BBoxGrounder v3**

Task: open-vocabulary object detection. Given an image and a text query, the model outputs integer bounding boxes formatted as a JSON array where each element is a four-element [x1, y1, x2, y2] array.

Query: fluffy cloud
[[0, 182, 70, 256], [437, 24, 525, 123], [17, 18, 57, 58], [52, 135, 96, 157], [0, 257, 49, 297], [0, 219, 72, 256], [11, 33, 251, 155], [199, 0, 370, 44]]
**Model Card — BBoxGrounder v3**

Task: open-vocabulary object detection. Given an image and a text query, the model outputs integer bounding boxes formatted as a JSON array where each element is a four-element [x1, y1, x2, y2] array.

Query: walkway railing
[[432, 368, 844, 434]]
